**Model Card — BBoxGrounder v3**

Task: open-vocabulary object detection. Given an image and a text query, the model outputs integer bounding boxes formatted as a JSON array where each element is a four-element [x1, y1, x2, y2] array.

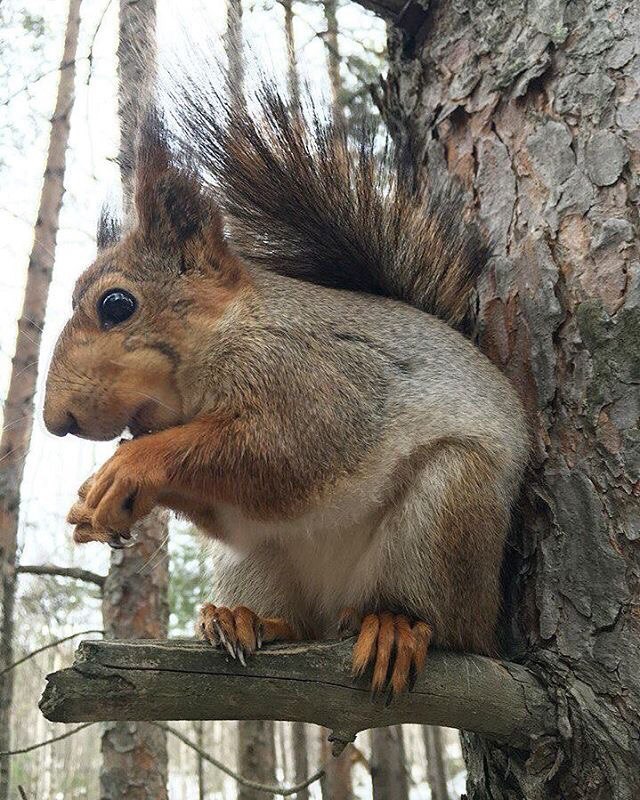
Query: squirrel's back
[[167, 79, 489, 332]]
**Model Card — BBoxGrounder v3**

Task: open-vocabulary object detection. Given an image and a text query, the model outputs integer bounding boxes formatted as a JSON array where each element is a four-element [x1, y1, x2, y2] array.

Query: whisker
[[0, 445, 24, 466], [1, 414, 33, 436], [130, 390, 180, 416], [21, 315, 45, 334], [137, 529, 171, 575]]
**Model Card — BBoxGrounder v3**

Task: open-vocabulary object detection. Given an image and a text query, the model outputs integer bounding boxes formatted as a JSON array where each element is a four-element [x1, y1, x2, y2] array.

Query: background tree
[[279, 0, 300, 107], [423, 726, 450, 800], [370, 727, 409, 800], [99, 1, 170, 797], [354, 0, 640, 797], [320, 728, 353, 800], [322, 0, 344, 127], [0, 1, 82, 797]]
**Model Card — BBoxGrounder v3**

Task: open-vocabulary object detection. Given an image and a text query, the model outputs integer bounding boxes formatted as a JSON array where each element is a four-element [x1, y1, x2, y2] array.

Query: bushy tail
[[169, 78, 489, 329]]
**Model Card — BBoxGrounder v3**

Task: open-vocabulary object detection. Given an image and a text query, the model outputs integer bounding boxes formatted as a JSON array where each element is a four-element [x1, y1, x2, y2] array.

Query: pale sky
[[0, 0, 385, 630]]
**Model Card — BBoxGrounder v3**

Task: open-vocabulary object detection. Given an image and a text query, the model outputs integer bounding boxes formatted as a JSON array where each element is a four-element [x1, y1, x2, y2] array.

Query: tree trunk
[[226, 0, 244, 108], [320, 728, 353, 800], [322, 0, 344, 127], [291, 722, 309, 800], [365, 0, 640, 797], [194, 720, 205, 800], [237, 720, 276, 800], [370, 726, 409, 800], [423, 726, 449, 800], [100, 514, 169, 800], [0, 1, 82, 797], [281, 0, 300, 107], [100, 4, 170, 797]]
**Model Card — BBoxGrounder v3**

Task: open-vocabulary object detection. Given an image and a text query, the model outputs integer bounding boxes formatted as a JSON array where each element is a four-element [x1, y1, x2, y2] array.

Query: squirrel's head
[[44, 115, 247, 441]]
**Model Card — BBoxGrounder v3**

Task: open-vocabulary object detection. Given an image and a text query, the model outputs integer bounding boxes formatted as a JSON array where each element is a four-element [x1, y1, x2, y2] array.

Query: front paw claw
[[197, 604, 296, 663]]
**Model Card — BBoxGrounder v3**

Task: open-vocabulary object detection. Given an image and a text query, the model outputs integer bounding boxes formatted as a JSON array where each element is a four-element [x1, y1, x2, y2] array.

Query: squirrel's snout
[[45, 410, 79, 437], [45, 411, 80, 436]]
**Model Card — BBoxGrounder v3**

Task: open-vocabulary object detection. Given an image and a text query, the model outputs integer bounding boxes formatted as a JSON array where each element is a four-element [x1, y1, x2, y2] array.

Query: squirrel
[[43, 80, 529, 696]]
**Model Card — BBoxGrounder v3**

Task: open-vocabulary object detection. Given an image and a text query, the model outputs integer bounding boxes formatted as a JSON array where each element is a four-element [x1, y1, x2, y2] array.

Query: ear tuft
[[133, 107, 225, 253], [96, 204, 122, 250]]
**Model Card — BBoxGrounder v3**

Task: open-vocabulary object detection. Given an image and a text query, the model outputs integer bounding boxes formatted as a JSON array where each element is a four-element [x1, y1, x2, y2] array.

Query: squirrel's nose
[[47, 411, 80, 437]]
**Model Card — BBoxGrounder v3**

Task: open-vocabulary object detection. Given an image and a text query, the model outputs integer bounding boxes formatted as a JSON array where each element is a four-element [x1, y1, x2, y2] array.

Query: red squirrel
[[43, 84, 528, 695]]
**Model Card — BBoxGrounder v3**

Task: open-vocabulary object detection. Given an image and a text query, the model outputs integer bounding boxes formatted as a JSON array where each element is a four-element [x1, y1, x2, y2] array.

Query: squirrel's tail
[[170, 79, 489, 329]]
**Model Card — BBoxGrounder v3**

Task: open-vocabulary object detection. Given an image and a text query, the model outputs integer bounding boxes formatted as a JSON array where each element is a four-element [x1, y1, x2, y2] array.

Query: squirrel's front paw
[[67, 442, 161, 545], [197, 604, 297, 665], [340, 608, 433, 698]]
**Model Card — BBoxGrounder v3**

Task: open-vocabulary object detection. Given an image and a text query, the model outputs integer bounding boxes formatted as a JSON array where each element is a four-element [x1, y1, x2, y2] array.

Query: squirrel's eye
[[98, 289, 137, 328]]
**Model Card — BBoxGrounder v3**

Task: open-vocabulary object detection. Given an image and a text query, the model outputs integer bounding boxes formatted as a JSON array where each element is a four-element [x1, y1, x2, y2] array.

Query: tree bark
[[100, 514, 169, 800], [98, 3, 170, 798], [281, 0, 300, 107], [193, 720, 205, 800], [40, 639, 554, 750], [0, 1, 82, 797], [370, 726, 409, 800], [292, 722, 310, 800], [225, 0, 244, 108], [367, 0, 640, 797], [320, 727, 353, 800], [422, 726, 449, 800], [237, 720, 276, 800], [322, 0, 345, 127]]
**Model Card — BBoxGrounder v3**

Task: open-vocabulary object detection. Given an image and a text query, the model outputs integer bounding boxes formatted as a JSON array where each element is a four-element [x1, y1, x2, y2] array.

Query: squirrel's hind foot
[[197, 604, 297, 665], [340, 608, 433, 698]]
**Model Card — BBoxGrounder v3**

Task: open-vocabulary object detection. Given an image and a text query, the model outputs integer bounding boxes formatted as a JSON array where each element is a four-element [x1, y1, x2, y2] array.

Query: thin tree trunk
[[370, 726, 409, 800], [422, 726, 449, 800], [99, 2, 170, 798], [0, 1, 82, 797], [291, 722, 309, 800], [194, 720, 205, 800], [319, 728, 353, 800], [225, 0, 244, 108], [322, 0, 344, 127], [281, 0, 299, 107], [371, 0, 640, 797], [237, 720, 276, 800]]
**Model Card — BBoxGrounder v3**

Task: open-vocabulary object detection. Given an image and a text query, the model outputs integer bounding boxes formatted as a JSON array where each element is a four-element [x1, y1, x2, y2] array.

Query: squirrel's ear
[[133, 111, 225, 252]]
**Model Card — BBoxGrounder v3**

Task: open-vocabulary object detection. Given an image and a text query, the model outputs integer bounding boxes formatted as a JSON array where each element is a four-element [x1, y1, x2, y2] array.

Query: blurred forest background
[[0, 1, 465, 797]]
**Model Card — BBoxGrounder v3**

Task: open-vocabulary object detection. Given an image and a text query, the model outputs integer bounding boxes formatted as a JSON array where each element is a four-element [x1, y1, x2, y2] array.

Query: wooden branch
[[17, 564, 105, 589], [40, 639, 554, 750]]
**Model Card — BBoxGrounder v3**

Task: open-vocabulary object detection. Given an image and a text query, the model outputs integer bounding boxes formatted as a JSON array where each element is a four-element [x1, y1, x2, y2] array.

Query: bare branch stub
[[40, 639, 554, 750]]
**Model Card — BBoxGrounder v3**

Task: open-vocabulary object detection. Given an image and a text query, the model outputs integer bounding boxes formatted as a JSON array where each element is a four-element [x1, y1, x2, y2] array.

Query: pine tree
[[0, 2, 82, 796]]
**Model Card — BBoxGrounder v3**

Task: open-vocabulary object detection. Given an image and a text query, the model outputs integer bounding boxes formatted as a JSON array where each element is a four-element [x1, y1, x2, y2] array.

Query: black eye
[[98, 289, 137, 328]]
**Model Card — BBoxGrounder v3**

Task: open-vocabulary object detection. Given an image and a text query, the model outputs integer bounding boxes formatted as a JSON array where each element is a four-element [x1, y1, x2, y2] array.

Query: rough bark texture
[[0, 1, 82, 796], [237, 720, 276, 800], [423, 726, 450, 800], [40, 639, 554, 750], [362, 0, 640, 797], [370, 726, 409, 800], [100, 514, 170, 799], [320, 727, 353, 800], [98, 3, 170, 798], [292, 721, 310, 800]]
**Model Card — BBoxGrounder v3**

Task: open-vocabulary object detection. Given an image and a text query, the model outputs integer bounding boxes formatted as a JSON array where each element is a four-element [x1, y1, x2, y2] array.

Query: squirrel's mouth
[[127, 411, 155, 439]]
